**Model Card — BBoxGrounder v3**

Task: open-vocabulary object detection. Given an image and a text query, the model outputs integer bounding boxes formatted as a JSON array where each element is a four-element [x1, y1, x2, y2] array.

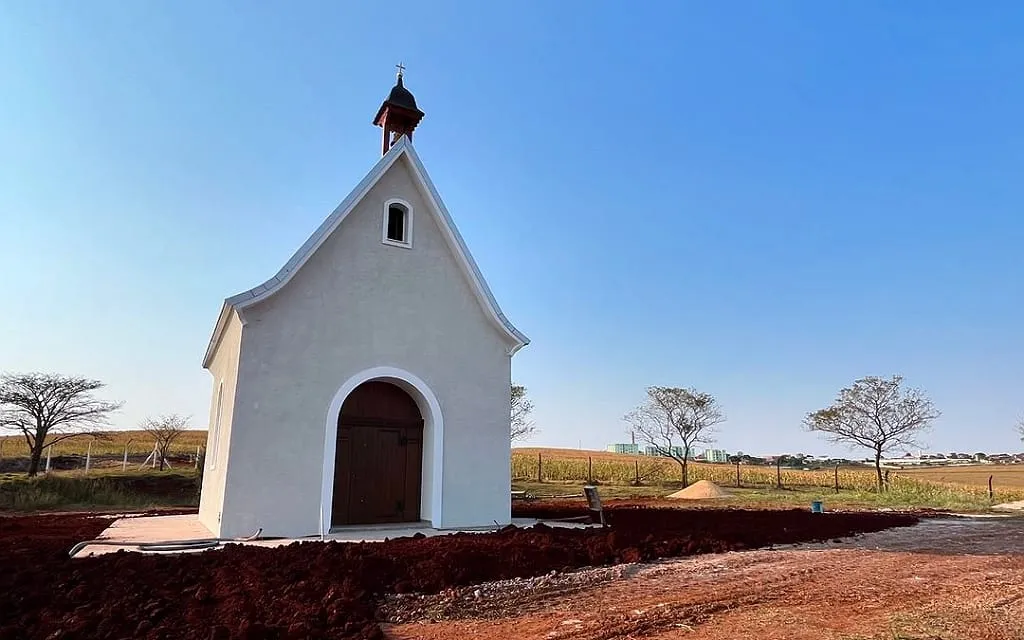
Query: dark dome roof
[[385, 76, 419, 111]]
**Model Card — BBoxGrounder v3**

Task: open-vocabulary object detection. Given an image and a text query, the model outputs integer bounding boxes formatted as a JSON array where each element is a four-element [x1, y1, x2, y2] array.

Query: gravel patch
[[379, 563, 636, 623]]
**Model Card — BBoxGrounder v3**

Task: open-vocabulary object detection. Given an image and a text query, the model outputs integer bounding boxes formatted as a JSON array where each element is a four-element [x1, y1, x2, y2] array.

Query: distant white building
[[643, 445, 686, 458], [880, 456, 979, 467], [701, 449, 730, 463], [606, 443, 639, 455]]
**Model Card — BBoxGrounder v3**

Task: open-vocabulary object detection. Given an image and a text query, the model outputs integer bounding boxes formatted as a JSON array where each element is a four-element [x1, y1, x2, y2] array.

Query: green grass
[[512, 479, 1013, 512], [512, 447, 1024, 512], [0, 470, 201, 511]]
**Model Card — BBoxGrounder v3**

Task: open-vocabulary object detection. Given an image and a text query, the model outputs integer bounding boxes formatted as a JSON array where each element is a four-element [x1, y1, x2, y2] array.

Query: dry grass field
[[512, 447, 1024, 510], [516, 447, 1024, 488], [0, 430, 208, 458], [900, 463, 1024, 489], [3, 440, 1021, 511], [513, 446, 873, 490], [515, 447, 659, 462]]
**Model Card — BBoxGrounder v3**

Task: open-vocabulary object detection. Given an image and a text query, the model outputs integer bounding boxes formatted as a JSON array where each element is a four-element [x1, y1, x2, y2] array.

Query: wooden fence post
[[776, 457, 782, 489], [834, 464, 840, 494], [587, 456, 593, 483], [634, 460, 640, 486], [537, 452, 542, 483], [85, 440, 92, 473], [989, 475, 994, 500], [735, 459, 741, 488]]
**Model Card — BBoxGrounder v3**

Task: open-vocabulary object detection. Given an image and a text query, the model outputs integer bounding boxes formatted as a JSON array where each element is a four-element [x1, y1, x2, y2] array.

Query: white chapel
[[197, 70, 529, 538]]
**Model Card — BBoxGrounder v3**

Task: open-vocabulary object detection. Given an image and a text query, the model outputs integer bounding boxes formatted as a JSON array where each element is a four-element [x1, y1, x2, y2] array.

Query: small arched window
[[382, 199, 413, 248]]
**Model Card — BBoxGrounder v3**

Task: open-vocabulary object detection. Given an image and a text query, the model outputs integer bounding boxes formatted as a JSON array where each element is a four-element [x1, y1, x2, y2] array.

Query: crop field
[[899, 464, 1024, 489], [516, 446, 877, 490], [0, 430, 208, 458], [4, 439, 1022, 512], [512, 447, 1024, 508]]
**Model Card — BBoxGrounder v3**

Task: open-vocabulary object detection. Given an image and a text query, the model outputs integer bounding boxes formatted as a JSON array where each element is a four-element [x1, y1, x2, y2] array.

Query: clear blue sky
[[2, 2, 1022, 457]]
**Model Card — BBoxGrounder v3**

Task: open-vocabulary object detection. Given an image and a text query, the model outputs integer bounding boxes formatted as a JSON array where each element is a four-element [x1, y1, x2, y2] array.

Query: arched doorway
[[331, 381, 424, 527]]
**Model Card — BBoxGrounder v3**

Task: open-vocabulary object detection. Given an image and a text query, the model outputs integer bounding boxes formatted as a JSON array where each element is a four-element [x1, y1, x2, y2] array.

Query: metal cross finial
[[395, 62, 405, 79]]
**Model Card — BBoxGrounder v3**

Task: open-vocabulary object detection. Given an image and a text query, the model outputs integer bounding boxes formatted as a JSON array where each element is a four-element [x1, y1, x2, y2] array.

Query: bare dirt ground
[[0, 507, 913, 639], [384, 516, 1024, 640]]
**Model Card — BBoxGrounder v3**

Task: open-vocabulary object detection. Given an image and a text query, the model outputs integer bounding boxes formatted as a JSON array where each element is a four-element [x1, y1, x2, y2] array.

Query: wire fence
[[511, 451, 874, 490], [512, 452, 1024, 504], [0, 437, 205, 475]]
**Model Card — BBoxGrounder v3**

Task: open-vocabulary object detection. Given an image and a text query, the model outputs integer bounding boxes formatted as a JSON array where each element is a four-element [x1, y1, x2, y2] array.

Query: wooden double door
[[331, 381, 423, 527]]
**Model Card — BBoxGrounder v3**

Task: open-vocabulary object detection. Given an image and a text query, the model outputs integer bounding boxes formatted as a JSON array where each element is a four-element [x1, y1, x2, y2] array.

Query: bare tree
[[1017, 416, 1024, 443], [511, 384, 535, 442], [0, 372, 122, 476], [625, 386, 725, 487], [805, 375, 939, 490], [141, 414, 191, 471]]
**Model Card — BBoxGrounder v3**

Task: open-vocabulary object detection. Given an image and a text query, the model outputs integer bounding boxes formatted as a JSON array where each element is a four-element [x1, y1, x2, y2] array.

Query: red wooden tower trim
[[373, 64, 425, 155]]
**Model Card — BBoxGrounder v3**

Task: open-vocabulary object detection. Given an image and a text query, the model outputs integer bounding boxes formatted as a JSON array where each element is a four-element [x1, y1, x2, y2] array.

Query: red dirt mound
[[0, 504, 917, 640]]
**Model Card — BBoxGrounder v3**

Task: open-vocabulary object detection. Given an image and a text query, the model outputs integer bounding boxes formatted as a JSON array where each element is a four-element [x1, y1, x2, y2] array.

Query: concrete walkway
[[71, 514, 593, 558]]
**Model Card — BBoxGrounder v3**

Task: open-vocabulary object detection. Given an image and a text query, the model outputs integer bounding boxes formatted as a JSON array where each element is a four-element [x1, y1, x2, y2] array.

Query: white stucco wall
[[216, 155, 513, 538], [198, 309, 243, 537]]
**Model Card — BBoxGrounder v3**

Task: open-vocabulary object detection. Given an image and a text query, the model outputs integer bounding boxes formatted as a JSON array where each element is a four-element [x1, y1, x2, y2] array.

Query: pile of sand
[[666, 480, 732, 500]]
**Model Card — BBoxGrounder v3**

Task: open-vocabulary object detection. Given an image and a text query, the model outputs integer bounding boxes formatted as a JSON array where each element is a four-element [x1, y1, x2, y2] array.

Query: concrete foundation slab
[[99, 514, 215, 542], [71, 514, 597, 558]]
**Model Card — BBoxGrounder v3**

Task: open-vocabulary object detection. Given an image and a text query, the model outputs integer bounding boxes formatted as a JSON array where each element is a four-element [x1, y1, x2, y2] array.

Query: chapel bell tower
[[373, 64, 425, 155]]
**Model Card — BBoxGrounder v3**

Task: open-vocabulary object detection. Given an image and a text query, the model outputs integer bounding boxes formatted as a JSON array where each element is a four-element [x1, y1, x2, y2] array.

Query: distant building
[[701, 449, 730, 463], [642, 445, 686, 458], [606, 443, 639, 455]]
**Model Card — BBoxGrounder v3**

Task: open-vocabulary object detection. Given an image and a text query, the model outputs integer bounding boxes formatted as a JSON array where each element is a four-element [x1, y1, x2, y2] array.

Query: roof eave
[[201, 303, 233, 369], [400, 142, 530, 351]]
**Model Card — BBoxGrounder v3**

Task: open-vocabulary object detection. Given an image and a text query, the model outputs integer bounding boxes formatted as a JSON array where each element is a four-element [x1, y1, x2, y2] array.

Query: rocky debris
[[380, 564, 633, 623]]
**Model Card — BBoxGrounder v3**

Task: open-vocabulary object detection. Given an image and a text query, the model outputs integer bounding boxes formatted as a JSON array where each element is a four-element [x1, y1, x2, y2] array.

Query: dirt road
[[385, 516, 1024, 640]]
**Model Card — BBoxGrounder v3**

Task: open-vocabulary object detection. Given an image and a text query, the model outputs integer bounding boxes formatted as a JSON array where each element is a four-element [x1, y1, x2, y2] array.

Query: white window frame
[[210, 381, 224, 469], [382, 198, 413, 248]]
